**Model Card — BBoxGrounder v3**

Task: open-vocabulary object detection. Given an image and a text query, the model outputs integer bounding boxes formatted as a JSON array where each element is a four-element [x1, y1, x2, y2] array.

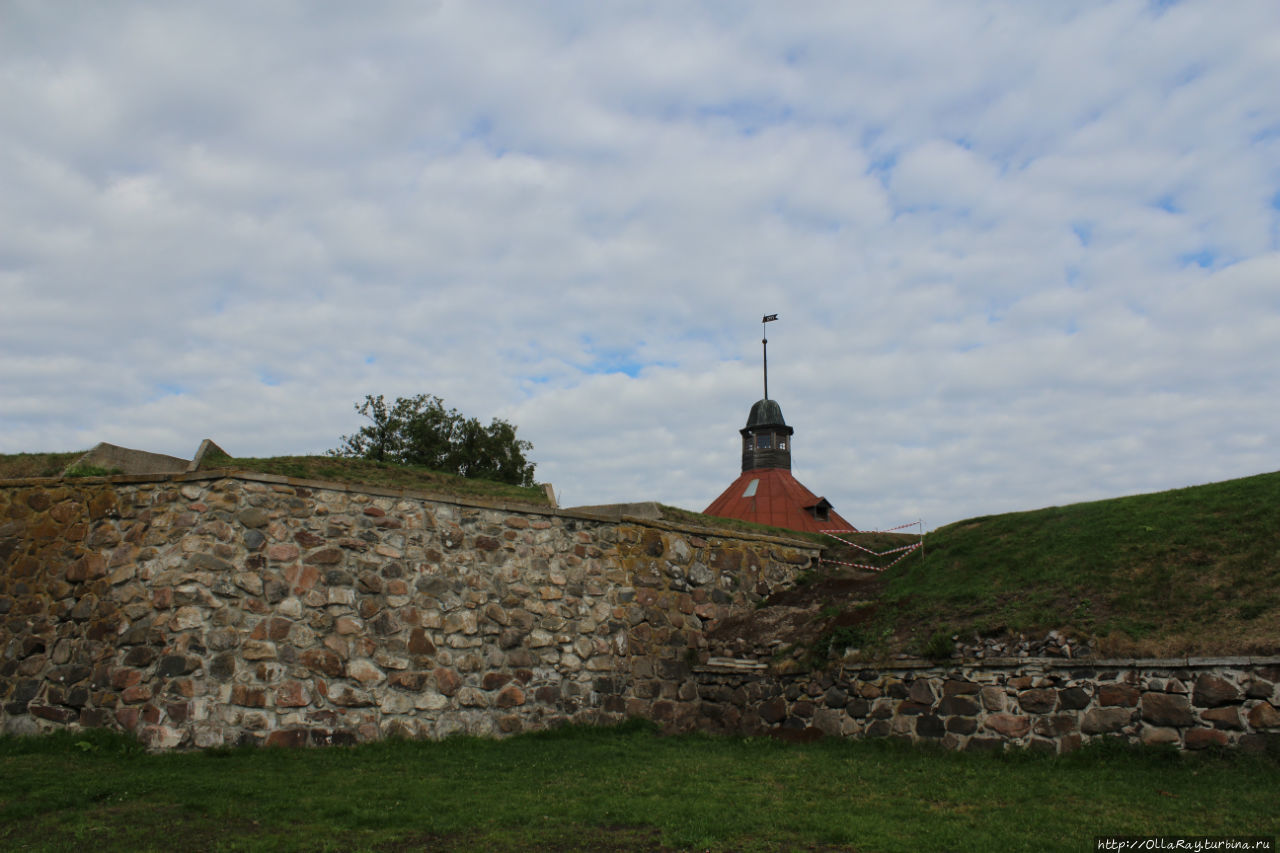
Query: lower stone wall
[[677, 657, 1280, 752]]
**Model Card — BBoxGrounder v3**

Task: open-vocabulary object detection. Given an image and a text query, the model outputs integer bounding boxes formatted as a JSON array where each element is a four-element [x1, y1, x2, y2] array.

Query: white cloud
[[1, 0, 1278, 529]]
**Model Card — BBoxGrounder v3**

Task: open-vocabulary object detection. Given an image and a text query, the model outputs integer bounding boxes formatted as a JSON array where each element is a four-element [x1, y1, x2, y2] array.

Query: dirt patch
[[766, 574, 885, 607], [707, 571, 888, 659]]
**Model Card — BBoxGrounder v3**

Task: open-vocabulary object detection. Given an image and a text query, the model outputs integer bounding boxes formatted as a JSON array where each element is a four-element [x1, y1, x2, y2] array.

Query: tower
[[740, 397, 794, 473], [703, 316, 855, 534]]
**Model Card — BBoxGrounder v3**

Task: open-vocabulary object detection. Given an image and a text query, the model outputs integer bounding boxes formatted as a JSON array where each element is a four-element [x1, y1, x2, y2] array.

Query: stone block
[[1098, 683, 1139, 706], [1200, 706, 1243, 730], [1032, 715, 1077, 737], [917, 715, 946, 738], [938, 695, 980, 716], [328, 684, 374, 707], [965, 737, 1006, 752], [1057, 686, 1091, 710], [1245, 679, 1275, 700], [1141, 692, 1194, 727], [231, 685, 268, 708], [1247, 702, 1280, 730], [759, 697, 787, 725], [1027, 738, 1058, 755], [1184, 727, 1229, 749], [140, 724, 184, 749], [241, 641, 277, 661], [266, 729, 309, 748], [907, 680, 936, 705], [983, 713, 1030, 738], [942, 679, 980, 696], [433, 667, 462, 696], [864, 719, 891, 738], [30, 704, 77, 723], [345, 658, 385, 685], [979, 686, 1005, 712], [1017, 688, 1057, 714], [267, 544, 299, 562], [812, 708, 844, 736], [1081, 707, 1134, 734], [1239, 732, 1280, 753], [896, 700, 930, 716], [1193, 674, 1241, 707], [276, 681, 310, 708], [1140, 725, 1180, 746]]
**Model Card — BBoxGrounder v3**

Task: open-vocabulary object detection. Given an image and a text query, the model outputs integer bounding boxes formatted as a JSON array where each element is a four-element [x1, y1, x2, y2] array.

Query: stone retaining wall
[[5, 472, 1279, 753], [0, 472, 817, 748], [679, 657, 1280, 752]]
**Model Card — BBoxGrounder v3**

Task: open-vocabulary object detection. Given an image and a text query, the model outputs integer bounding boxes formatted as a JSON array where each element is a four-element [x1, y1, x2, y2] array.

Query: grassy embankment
[[0, 452, 85, 478], [198, 454, 553, 506], [829, 470, 1280, 660], [0, 452, 552, 507], [1, 724, 1277, 852]]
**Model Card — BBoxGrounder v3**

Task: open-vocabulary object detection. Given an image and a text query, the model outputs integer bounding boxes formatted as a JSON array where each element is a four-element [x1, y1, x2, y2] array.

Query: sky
[[2, 1, 1278, 531]]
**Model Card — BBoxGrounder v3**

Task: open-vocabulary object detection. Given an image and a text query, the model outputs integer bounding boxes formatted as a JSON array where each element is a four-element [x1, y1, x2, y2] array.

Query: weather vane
[[762, 313, 778, 399]]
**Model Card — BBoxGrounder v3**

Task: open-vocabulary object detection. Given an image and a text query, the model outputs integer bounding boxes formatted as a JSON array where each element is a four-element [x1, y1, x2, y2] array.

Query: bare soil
[[707, 569, 888, 660]]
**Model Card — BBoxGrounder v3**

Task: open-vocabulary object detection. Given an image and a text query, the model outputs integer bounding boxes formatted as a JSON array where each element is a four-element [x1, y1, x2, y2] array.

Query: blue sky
[[2, 0, 1278, 528]]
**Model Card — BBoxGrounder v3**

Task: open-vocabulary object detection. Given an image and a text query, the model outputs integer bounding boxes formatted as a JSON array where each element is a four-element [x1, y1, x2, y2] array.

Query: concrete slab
[[66, 442, 189, 476], [565, 501, 664, 521], [188, 438, 232, 471]]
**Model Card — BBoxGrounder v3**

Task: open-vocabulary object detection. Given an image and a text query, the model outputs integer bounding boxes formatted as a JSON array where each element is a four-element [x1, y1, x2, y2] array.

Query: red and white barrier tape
[[818, 520, 924, 572], [821, 536, 917, 557], [824, 520, 919, 535], [821, 542, 921, 572]]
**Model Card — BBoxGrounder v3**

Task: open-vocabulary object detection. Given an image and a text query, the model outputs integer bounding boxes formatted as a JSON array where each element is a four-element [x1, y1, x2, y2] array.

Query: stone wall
[[678, 657, 1280, 753], [0, 472, 817, 748], [6, 471, 1278, 753]]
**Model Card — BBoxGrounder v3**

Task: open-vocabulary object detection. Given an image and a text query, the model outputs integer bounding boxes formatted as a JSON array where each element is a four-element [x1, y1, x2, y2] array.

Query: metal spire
[[762, 313, 777, 399]]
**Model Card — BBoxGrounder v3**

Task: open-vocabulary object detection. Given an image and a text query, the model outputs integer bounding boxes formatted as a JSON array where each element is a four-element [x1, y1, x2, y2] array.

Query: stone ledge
[[0, 468, 821, 551], [833, 655, 1280, 674], [698, 657, 769, 673]]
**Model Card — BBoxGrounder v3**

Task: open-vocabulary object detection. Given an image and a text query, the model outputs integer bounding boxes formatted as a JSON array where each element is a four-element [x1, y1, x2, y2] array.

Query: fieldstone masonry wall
[[679, 657, 1280, 753], [4, 472, 1278, 752], [0, 472, 815, 748]]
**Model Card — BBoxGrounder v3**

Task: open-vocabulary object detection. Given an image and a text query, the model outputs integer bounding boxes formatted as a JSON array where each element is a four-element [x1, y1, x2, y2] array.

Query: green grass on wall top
[[884, 469, 1280, 657]]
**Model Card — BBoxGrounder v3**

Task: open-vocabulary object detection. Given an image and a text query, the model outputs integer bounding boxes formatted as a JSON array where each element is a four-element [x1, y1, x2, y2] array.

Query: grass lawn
[[1, 723, 1276, 852], [0, 453, 85, 479], [875, 470, 1280, 658], [203, 455, 553, 507]]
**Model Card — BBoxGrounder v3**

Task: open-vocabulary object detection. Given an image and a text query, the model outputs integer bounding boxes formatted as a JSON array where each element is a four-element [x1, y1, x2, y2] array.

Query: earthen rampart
[[3, 472, 1278, 752]]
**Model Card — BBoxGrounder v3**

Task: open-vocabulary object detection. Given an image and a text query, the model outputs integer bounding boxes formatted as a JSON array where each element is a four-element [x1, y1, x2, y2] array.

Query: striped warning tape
[[822, 537, 917, 557], [818, 520, 925, 572], [824, 520, 919, 534], [820, 542, 921, 572]]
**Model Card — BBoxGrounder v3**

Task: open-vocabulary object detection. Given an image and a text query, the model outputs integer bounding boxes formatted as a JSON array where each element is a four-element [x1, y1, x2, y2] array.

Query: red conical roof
[[703, 467, 856, 535]]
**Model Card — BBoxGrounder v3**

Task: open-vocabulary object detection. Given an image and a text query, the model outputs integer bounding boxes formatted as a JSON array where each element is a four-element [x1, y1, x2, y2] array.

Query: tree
[[332, 394, 537, 487]]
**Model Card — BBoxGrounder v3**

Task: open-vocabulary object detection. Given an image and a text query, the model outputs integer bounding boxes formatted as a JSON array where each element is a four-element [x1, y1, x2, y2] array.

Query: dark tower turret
[[740, 398, 795, 472]]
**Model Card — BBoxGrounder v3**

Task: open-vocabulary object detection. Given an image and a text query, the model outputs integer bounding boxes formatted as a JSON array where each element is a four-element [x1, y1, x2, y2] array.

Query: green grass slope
[[202, 455, 553, 506], [882, 470, 1280, 657], [0, 452, 86, 479], [0, 452, 552, 506]]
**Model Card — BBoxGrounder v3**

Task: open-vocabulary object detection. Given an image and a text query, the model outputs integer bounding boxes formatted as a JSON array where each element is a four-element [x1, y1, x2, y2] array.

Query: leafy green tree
[[332, 394, 536, 486]]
